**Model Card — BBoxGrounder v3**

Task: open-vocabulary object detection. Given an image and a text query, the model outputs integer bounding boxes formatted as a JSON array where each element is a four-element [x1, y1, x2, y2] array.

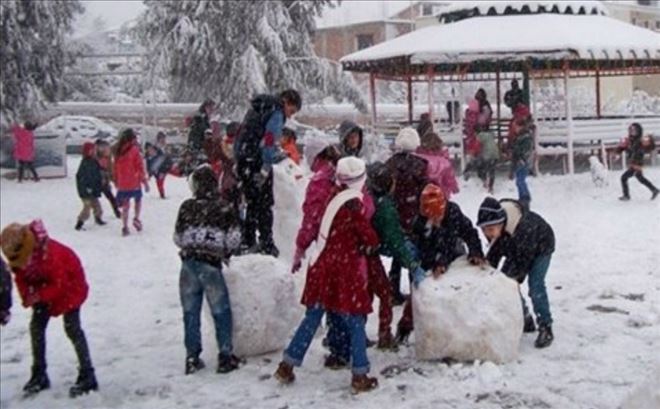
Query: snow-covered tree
[[136, 0, 367, 117], [0, 0, 84, 125]]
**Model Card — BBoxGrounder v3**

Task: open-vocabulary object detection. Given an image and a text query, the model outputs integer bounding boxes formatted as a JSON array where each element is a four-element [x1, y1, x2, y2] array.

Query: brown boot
[[377, 332, 398, 351], [351, 374, 378, 394], [274, 362, 295, 385]]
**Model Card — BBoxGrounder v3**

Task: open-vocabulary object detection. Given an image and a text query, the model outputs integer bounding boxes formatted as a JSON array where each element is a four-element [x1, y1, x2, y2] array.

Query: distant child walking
[[1, 220, 98, 398], [113, 129, 149, 236], [145, 142, 172, 199], [618, 122, 659, 201], [12, 121, 40, 182], [75, 142, 106, 230]]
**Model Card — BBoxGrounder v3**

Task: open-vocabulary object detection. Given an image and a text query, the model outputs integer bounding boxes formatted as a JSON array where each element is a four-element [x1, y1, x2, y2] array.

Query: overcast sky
[[74, 0, 146, 36]]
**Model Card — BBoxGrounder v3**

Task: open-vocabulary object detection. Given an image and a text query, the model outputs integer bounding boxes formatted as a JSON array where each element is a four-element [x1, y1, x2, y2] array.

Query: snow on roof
[[315, 0, 414, 29], [437, 1, 608, 18], [341, 14, 660, 65]]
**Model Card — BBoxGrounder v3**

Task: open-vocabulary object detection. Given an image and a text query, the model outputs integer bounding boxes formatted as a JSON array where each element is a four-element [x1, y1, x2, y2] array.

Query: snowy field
[[1, 157, 659, 409]]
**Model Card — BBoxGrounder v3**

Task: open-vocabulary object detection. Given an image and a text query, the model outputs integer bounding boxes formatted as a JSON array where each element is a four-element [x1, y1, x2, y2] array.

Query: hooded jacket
[[114, 143, 146, 191], [76, 155, 103, 199], [173, 167, 241, 267], [12, 125, 35, 162], [385, 152, 429, 232], [338, 120, 363, 157]]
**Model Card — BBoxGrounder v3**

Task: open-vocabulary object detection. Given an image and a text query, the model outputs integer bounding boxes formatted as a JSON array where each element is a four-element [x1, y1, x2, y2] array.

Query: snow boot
[[216, 354, 241, 374], [394, 325, 412, 345], [75, 220, 84, 231], [185, 356, 205, 375], [351, 374, 378, 394], [377, 332, 398, 351], [274, 361, 295, 385], [523, 314, 536, 333], [651, 189, 659, 201], [535, 325, 554, 348], [324, 354, 348, 370], [94, 217, 106, 226], [23, 368, 50, 397], [619, 195, 630, 201], [69, 367, 98, 398]]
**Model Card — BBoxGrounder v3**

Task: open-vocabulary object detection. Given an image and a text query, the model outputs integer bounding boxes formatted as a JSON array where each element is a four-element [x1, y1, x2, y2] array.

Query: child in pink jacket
[[414, 132, 459, 199], [113, 129, 149, 236], [12, 122, 40, 182]]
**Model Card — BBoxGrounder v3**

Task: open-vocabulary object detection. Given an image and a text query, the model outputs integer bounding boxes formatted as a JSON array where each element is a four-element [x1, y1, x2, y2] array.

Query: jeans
[[179, 259, 233, 358], [326, 312, 350, 361], [30, 305, 93, 372], [515, 163, 531, 202], [520, 255, 553, 326], [621, 167, 658, 197], [283, 306, 370, 375]]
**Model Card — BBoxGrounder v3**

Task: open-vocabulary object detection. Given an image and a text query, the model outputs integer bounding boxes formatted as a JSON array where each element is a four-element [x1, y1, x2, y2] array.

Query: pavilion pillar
[[426, 66, 435, 130], [369, 72, 377, 126], [595, 66, 602, 119], [407, 75, 414, 124], [563, 65, 575, 175], [495, 67, 502, 149]]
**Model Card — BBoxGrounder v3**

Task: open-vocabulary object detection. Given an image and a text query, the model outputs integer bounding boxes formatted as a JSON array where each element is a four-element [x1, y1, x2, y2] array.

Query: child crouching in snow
[[173, 165, 243, 375], [275, 157, 380, 394], [396, 184, 485, 343], [0, 220, 98, 398], [476, 197, 555, 348], [75, 142, 106, 231]]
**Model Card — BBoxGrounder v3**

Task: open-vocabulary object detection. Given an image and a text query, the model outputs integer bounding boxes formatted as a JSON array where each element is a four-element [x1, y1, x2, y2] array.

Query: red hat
[[420, 184, 447, 222]]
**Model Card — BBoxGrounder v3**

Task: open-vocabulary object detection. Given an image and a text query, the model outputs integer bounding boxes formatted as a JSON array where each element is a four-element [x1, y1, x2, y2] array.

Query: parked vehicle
[[39, 116, 118, 154]]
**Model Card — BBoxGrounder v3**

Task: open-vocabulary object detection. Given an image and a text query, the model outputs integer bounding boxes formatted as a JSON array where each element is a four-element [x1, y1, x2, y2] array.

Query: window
[[422, 4, 434, 16], [356, 34, 374, 50]]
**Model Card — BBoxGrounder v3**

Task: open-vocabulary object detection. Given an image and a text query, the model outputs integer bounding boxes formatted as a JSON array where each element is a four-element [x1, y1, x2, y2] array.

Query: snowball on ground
[[204, 254, 303, 357], [413, 257, 523, 364]]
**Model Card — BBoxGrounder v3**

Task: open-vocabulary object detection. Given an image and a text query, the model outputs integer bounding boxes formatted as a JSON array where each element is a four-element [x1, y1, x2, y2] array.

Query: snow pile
[[412, 257, 523, 364], [272, 159, 306, 262], [205, 254, 302, 357], [621, 366, 660, 409]]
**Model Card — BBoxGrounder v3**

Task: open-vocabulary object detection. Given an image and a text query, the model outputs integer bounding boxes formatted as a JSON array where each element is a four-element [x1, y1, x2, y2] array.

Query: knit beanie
[[0, 223, 36, 270], [477, 197, 506, 227], [336, 156, 367, 191], [395, 127, 421, 152], [188, 164, 219, 198], [367, 162, 393, 197], [420, 184, 447, 222]]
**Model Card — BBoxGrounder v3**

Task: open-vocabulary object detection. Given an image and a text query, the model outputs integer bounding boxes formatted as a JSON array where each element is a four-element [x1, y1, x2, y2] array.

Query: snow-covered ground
[[1, 157, 659, 409]]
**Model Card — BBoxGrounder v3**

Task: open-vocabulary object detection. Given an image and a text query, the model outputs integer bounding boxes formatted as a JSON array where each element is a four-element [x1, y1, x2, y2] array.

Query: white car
[[39, 116, 118, 153]]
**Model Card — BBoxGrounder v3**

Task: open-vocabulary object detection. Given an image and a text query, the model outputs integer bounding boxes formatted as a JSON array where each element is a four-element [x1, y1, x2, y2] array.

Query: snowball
[[621, 366, 660, 409], [272, 159, 305, 262], [204, 254, 303, 357], [412, 257, 523, 364]]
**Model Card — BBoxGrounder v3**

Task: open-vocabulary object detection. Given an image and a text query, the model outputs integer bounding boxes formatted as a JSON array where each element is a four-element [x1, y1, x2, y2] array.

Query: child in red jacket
[[0, 220, 98, 398], [113, 129, 149, 236]]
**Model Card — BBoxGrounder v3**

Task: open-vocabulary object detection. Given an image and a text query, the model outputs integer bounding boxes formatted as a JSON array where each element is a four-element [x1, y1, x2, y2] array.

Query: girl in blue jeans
[[173, 165, 242, 374], [477, 197, 556, 349]]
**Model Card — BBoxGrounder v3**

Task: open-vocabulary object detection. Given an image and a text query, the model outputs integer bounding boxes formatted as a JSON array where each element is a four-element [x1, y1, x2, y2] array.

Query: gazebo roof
[[436, 0, 608, 22], [341, 13, 660, 74]]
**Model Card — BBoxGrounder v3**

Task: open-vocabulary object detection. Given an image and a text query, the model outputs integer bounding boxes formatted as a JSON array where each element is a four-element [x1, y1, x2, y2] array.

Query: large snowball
[[272, 159, 305, 262], [412, 257, 523, 364], [204, 254, 303, 357]]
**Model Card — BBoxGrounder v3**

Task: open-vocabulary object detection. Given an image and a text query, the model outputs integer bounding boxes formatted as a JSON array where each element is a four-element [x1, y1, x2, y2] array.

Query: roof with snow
[[341, 13, 660, 74], [436, 1, 608, 22]]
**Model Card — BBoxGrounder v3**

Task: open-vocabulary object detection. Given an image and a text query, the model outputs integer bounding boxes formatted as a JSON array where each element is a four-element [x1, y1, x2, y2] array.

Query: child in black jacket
[[618, 123, 659, 201], [477, 197, 555, 348], [75, 142, 105, 230], [145, 142, 173, 199]]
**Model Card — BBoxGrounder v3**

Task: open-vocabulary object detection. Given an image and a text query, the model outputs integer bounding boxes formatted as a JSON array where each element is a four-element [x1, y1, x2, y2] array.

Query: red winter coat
[[14, 238, 88, 317], [295, 159, 337, 252], [12, 125, 35, 162], [415, 149, 459, 200], [114, 143, 146, 191], [301, 199, 380, 315]]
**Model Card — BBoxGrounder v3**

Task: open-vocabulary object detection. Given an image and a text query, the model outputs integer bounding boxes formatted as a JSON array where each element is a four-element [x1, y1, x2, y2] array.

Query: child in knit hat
[[275, 157, 380, 394], [0, 220, 98, 398], [476, 197, 556, 348]]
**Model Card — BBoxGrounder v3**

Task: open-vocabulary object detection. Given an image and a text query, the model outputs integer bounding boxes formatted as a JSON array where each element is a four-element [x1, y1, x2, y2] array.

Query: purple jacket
[[414, 148, 459, 199]]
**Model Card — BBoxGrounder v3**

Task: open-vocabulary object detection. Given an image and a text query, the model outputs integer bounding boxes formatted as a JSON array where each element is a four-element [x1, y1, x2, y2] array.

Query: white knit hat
[[395, 127, 421, 152], [336, 156, 367, 191]]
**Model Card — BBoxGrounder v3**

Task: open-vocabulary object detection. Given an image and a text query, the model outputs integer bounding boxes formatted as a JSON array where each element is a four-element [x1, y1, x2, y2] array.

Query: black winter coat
[[188, 113, 210, 151], [622, 135, 655, 167], [76, 157, 103, 199], [0, 258, 11, 317], [173, 192, 242, 267], [386, 152, 429, 233], [410, 201, 484, 271], [486, 199, 555, 282], [234, 94, 282, 177]]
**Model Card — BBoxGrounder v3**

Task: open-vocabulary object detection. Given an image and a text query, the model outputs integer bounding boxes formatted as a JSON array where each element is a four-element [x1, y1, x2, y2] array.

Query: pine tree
[[136, 0, 366, 117], [0, 0, 84, 126]]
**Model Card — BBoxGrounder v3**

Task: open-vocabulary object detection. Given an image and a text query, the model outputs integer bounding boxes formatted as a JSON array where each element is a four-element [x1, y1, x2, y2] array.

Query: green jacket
[[511, 131, 534, 165], [372, 195, 418, 270]]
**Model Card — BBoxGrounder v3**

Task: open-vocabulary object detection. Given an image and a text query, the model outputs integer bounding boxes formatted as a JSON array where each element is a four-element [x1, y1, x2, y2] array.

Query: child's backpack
[[234, 94, 281, 173]]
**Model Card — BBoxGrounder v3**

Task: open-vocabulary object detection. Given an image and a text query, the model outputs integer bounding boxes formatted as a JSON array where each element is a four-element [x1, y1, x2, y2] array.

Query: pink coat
[[295, 159, 337, 252], [415, 149, 459, 199], [113, 144, 146, 191], [12, 125, 35, 162]]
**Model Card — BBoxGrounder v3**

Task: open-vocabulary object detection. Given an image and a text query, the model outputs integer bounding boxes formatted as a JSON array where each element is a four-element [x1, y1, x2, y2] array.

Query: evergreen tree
[[0, 0, 84, 125], [136, 0, 366, 117]]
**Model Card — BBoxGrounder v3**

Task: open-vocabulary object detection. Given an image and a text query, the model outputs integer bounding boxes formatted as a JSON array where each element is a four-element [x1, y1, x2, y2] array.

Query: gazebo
[[340, 1, 660, 174]]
